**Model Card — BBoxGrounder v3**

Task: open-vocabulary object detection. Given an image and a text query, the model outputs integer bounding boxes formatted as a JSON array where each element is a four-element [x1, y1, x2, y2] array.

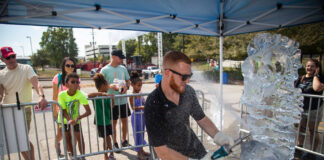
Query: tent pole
[[219, 36, 223, 130], [219, 0, 224, 131]]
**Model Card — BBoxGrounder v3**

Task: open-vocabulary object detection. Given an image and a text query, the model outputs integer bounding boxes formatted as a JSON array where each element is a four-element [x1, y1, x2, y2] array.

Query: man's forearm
[[154, 145, 188, 160], [197, 116, 219, 138], [0, 84, 4, 103], [31, 76, 44, 97]]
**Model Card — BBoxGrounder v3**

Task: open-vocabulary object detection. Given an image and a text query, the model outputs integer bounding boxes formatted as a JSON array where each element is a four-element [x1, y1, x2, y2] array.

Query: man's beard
[[170, 74, 185, 94]]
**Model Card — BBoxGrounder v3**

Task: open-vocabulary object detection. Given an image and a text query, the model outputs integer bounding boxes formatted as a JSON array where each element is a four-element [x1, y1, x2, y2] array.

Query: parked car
[[90, 68, 98, 77], [0, 62, 5, 70], [142, 66, 160, 77]]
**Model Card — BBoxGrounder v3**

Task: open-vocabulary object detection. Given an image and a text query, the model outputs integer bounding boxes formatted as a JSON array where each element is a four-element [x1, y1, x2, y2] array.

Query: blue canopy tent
[[1, 0, 323, 129]]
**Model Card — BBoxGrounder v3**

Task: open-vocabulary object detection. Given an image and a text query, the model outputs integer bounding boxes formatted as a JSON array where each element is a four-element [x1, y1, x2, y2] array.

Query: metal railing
[[239, 94, 324, 158], [0, 90, 206, 160]]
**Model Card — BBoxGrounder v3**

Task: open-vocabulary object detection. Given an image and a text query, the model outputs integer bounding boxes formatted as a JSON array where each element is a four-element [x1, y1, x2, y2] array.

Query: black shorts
[[113, 104, 131, 120], [60, 124, 80, 132], [97, 125, 113, 138]]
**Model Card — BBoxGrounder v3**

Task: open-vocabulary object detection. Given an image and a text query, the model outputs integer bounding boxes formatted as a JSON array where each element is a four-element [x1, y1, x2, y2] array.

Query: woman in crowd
[[52, 57, 79, 157], [295, 59, 324, 158]]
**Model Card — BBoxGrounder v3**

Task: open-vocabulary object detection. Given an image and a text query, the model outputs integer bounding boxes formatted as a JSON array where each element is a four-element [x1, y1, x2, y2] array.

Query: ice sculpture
[[240, 33, 303, 160]]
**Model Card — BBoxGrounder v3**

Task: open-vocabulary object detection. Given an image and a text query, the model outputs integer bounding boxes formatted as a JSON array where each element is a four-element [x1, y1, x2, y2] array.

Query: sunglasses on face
[[70, 80, 80, 84], [5, 54, 16, 60], [166, 68, 193, 81], [65, 64, 75, 68]]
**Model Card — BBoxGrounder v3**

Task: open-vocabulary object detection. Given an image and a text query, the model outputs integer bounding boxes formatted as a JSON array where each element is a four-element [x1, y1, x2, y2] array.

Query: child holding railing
[[58, 73, 91, 157], [88, 73, 116, 160], [129, 71, 151, 160]]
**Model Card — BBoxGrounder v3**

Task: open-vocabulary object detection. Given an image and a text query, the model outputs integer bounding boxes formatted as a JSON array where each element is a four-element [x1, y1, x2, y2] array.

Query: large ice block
[[240, 33, 303, 160]]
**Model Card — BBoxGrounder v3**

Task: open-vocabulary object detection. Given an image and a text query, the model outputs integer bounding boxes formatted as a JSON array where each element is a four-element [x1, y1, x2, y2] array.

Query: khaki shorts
[[24, 106, 32, 132]]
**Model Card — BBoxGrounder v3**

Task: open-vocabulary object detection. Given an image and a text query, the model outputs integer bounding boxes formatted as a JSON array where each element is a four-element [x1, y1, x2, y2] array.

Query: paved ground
[[4, 71, 245, 160]]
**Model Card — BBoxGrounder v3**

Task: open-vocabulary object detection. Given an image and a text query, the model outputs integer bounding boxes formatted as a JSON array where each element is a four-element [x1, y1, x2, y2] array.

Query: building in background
[[85, 44, 117, 60]]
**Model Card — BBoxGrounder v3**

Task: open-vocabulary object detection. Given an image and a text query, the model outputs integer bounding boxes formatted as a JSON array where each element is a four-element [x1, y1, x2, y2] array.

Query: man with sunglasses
[[144, 51, 234, 160], [100, 50, 132, 151], [0, 46, 48, 160]]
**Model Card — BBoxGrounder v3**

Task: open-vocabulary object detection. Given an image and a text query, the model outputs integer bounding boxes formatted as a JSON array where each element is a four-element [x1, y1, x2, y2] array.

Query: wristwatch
[[40, 94, 45, 98]]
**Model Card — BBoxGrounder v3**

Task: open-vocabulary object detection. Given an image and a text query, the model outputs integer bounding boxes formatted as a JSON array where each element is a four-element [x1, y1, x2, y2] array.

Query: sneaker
[[121, 140, 132, 147], [114, 143, 121, 153], [108, 154, 116, 160]]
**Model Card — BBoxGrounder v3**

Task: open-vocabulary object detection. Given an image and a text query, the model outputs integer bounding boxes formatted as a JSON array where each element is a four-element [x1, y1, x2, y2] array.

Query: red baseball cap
[[1, 47, 16, 58]]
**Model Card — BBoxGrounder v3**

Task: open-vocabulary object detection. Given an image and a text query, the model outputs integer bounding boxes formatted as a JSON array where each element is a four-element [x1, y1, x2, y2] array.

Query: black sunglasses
[[65, 64, 75, 68], [166, 68, 193, 81], [70, 80, 80, 84], [5, 54, 16, 60]]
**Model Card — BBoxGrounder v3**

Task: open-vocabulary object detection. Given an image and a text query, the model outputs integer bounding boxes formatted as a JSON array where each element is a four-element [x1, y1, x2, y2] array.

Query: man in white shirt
[[0, 46, 48, 160]]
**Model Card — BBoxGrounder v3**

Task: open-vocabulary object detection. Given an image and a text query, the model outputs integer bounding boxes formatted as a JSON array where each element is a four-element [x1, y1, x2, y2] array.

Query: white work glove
[[213, 131, 235, 146]]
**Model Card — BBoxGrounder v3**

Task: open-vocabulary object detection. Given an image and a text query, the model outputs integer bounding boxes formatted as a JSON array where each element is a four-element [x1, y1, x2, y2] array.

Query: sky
[[0, 24, 147, 57]]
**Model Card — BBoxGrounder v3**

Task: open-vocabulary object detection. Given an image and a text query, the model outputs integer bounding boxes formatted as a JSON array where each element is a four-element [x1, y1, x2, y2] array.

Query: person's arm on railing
[[69, 104, 91, 125], [129, 96, 135, 110], [88, 92, 108, 98]]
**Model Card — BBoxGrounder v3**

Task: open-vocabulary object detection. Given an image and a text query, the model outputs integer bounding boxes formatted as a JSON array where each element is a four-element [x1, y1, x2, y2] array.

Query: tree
[[39, 27, 78, 67], [272, 22, 324, 55], [31, 49, 50, 71], [117, 38, 137, 59]]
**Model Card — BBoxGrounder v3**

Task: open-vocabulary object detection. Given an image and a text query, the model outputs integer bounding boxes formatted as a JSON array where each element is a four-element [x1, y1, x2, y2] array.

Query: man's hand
[[213, 131, 234, 146], [121, 85, 128, 94], [110, 84, 119, 91], [38, 96, 48, 110]]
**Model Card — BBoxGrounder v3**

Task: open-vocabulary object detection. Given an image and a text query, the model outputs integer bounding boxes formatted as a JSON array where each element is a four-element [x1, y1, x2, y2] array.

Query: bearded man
[[144, 51, 234, 160]]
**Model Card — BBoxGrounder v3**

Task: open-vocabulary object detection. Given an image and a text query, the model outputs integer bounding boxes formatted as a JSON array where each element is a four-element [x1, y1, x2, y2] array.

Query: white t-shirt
[[0, 64, 37, 104]]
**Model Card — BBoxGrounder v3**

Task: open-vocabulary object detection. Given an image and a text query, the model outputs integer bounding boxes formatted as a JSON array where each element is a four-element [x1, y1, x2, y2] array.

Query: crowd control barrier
[[0, 90, 206, 160]]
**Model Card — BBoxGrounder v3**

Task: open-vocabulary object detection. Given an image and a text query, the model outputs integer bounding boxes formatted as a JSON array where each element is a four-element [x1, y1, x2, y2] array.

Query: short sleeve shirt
[[0, 64, 36, 104], [295, 75, 324, 110], [52, 73, 81, 100], [92, 98, 112, 125], [100, 64, 130, 105], [58, 90, 89, 124], [144, 82, 207, 159], [52, 73, 68, 96]]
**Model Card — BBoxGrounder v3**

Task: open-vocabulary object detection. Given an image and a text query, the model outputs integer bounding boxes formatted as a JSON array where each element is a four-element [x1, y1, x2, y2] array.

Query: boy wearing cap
[[0, 46, 48, 160], [100, 50, 131, 151]]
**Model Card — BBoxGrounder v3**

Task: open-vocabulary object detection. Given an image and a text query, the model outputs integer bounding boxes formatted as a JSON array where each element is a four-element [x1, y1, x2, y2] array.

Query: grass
[[36, 68, 90, 78], [192, 62, 212, 71]]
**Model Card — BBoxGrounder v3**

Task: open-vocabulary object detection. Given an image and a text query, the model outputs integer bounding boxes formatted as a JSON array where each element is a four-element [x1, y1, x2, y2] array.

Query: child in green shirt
[[88, 73, 115, 160], [58, 73, 91, 157]]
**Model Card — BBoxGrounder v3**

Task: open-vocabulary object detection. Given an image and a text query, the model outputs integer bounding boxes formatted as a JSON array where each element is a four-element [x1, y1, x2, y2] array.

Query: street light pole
[[20, 46, 25, 56], [91, 29, 96, 68], [26, 36, 33, 55]]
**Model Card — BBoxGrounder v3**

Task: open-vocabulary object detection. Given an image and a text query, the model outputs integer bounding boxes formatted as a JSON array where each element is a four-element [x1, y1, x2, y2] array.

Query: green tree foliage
[[271, 22, 324, 55], [117, 38, 137, 59], [117, 22, 322, 63], [31, 49, 50, 71], [40, 27, 78, 67]]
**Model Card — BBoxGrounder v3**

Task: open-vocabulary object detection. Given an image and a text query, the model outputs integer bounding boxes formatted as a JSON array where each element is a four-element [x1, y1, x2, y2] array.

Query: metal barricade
[[0, 100, 68, 160], [0, 91, 206, 160], [239, 94, 324, 158]]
